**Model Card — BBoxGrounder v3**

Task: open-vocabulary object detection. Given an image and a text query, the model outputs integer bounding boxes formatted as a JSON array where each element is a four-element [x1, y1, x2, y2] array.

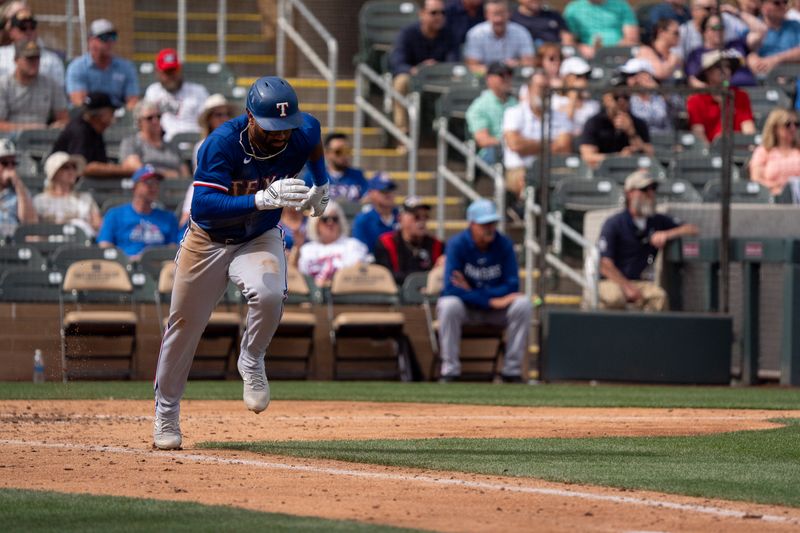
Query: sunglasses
[[60, 163, 78, 171], [320, 216, 340, 224], [639, 185, 657, 193], [141, 114, 161, 122], [0, 158, 17, 167], [23, 55, 40, 61], [614, 93, 630, 101], [15, 21, 37, 32], [427, 9, 445, 15], [784, 120, 799, 128], [96, 32, 118, 42], [708, 24, 723, 31], [770, 0, 788, 5]]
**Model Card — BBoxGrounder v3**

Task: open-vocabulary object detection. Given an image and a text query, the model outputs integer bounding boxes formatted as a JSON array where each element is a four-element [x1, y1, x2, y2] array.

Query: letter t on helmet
[[247, 76, 303, 131]]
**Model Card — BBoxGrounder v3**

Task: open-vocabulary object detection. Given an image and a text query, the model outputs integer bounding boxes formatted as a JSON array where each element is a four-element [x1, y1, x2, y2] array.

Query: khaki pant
[[393, 73, 411, 133], [505, 167, 526, 199], [598, 280, 668, 311]]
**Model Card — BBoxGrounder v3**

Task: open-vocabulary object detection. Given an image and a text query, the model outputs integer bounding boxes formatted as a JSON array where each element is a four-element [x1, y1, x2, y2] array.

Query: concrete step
[[136, 0, 259, 13], [133, 17, 263, 34], [134, 36, 270, 56]]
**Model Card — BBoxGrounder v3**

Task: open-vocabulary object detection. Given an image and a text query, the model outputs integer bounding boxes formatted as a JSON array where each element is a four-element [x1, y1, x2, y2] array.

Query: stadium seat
[[14, 128, 61, 162], [743, 86, 792, 127], [595, 155, 667, 184], [0, 268, 62, 302], [76, 177, 135, 208], [672, 152, 740, 189], [702, 178, 772, 204], [592, 46, 637, 69], [159, 179, 192, 211], [527, 154, 591, 189], [171, 131, 201, 167], [49, 244, 130, 274], [709, 132, 760, 166], [410, 62, 479, 95], [328, 263, 412, 380], [0, 243, 47, 271], [59, 259, 138, 381], [356, 0, 419, 72], [655, 179, 703, 204], [135, 244, 178, 280], [435, 85, 482, 141], [551, 177, 625, 212], [766, 63, 798, 102], [12, 223, 91, 258], [268, 264, 319, 379]]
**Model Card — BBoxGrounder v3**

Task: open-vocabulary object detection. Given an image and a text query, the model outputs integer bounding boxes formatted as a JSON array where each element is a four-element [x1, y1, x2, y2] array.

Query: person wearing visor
[[66, 19, 139, 110], [597, 170, 698, 311], [152, 76, 329, 451]]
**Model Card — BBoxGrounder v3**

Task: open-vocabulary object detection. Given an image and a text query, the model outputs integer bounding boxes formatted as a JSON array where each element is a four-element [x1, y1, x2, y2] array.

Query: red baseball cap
[[156, 48, 180, 71]]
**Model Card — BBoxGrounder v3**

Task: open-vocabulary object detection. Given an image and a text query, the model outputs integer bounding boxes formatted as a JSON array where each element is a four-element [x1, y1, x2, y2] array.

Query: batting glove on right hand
[[255, 178, 310, 210], [300, 183, 330, 217]]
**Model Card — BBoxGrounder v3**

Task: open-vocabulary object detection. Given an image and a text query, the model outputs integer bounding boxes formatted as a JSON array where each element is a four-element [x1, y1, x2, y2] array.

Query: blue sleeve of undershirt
[[306, 154, 330, 187], [191, 185, 256, 219]]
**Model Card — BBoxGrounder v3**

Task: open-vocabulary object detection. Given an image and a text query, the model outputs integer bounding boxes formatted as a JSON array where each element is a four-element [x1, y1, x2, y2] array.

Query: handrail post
[[217, 0, 227, 65], [276, 0, 286, 77], [78, 0, 87, 56], [525, 186, 535, 301], [353, 67, 364, 168], [436, 118, 446, 241], [494, 162, 505, 235], [327, 38, 338, 130], [466, 140, 476, 183], [407, 92, 420, 196], [177, 0, 187, 62]]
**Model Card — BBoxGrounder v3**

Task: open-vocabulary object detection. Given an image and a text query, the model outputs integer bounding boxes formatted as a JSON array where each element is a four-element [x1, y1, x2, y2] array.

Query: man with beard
[[374, 196, 444, 285], [302, 132, 368, 201], [597, 170, 698, 311], [143, 48, 209, 141]]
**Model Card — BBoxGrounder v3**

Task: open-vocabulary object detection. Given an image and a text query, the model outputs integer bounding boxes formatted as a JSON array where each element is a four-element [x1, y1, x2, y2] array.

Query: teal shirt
[[564, 0, 637, 46], [466, 90, 518, 141]]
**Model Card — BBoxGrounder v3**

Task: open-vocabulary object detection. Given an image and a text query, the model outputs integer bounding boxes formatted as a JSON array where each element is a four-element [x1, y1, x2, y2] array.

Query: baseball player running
[[152, 77, 329, 450]]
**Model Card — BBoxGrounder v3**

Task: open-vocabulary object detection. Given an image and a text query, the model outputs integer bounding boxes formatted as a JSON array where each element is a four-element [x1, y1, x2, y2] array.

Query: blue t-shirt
[[65, 54, 139, 108], [598, 210, 679, 280], [759, 20, 800, 57], [97, 203, 179, 257], [191, 113, 321, 243], [351, 206, 398, 253], [441, 228, 519, 310], [302, 165, 368, 201]]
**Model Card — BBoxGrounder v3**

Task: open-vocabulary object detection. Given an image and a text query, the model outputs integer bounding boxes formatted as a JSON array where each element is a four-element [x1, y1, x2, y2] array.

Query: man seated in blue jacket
[[437, 198, 533, 383], [351, 172, 399, 254]]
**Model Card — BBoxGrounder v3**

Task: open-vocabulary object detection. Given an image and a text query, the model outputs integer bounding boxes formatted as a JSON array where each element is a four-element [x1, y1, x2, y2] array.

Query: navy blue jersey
[[598, 210, 679, 280], [191, 112, 321, 242]]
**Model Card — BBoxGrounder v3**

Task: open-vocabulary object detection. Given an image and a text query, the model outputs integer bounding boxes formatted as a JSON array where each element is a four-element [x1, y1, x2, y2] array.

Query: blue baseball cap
[[131, 164, 163, 184], [466, 199, 500, 224], [369, 172, 397, 192]]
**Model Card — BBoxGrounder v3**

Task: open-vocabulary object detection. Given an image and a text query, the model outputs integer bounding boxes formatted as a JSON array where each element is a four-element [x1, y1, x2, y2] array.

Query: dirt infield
[[3, 400, 800, 532]]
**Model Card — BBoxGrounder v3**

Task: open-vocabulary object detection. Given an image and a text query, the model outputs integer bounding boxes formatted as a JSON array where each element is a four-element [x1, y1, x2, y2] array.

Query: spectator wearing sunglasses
[[678, 0, 752, 61], [0, 8, 65, 88], [374, 196, 444, 285], [302, 132, 368, 202], [552, 56, 600, 137], [143, 48, 209, 142], [749, 108, 800, 195], [66, 19, 139, 110], [685, 14, 759, 87], [0, 137, 36, 239], [119, 100, 189, 179], [33, 151, 100, 237], [747, 0, 800, 78], [597, 171, 698, 311], [298, 201, 369, 287], [352, 173, 400, 254], [636, 19, 684, 83], [0, 39, 68, 132]]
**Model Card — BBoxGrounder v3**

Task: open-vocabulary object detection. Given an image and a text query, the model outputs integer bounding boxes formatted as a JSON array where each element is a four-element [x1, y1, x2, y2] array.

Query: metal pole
[[524, 186, 535, 301], [327, 38, 337, 130], [537, 87, 552, 381], [217, 0, 227, 65], [719, 86, 732, 315], [436, 119, 446, 241], [407, 92, 419, 196], [353, 67, 364, 168], [65, 0, 74, 60], [78, 0, 87, 56], [276, 0, 286, 77], [177, 0, 187, 62]]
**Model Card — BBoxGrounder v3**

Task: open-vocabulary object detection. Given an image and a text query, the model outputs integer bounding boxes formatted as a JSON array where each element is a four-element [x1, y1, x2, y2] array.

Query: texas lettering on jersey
[[229, 172, 300, 196]]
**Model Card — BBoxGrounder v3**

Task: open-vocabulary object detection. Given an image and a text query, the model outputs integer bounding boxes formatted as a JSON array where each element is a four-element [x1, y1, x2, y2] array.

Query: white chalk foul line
[[1, 439, 798, 526]]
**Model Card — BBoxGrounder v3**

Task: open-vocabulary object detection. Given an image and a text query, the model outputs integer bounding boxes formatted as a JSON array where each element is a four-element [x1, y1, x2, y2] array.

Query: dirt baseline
[[2, 400, 800, 532]]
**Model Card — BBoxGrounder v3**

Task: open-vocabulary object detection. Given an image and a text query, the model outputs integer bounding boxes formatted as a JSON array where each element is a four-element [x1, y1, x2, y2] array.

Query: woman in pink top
[[749, 108, 800, 196]]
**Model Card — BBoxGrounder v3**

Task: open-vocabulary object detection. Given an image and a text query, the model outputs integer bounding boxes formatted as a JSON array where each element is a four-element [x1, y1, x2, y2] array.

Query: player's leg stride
[[150, 75, 329, 449]]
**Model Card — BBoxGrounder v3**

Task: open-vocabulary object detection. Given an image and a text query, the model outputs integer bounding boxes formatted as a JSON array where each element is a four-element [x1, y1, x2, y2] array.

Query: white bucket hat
[[44, 152, 86, 189]]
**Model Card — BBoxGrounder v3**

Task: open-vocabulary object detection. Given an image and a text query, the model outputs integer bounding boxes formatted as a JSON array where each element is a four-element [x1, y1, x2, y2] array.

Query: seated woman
[[619, 58, 672, 135], [685, 14, 758, 87], [33, 151, 101, 237], [298, 201, 369, 287], [749, 108, 800, 196], [120, 100, 190, 179], [636, 19, 683, 84]]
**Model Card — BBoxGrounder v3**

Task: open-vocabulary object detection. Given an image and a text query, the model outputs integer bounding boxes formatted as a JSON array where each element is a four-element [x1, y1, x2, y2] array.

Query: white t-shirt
[[144, 81, 209, 141], [298, 237, 369, 283], [788, 8, 800, 22], [502, 102, 573, 169], [0, 43, 65, 89], [32, 191, 99, 236], [551, 95, 600, 136]]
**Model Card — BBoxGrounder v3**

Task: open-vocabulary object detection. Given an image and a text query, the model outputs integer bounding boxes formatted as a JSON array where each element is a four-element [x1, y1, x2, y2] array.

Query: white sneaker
[[238, 359, 270, 413], [153, 414, 182, 450]]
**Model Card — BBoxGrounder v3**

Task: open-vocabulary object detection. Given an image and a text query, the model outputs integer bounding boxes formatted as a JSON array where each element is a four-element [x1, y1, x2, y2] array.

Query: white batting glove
[[255, 178, 310, 210], [300, 183, 329, 217]]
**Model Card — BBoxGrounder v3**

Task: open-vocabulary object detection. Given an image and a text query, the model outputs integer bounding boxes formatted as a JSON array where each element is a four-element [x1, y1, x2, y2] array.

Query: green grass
[[0, 489, 420, 533], [203, 418, 800, 509], [0, 380, 799, 409]]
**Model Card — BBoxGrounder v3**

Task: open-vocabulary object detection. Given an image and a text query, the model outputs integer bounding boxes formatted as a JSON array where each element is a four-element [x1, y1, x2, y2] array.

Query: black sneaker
[[438, 375, 459, 383], [500, 374, 525, 384]]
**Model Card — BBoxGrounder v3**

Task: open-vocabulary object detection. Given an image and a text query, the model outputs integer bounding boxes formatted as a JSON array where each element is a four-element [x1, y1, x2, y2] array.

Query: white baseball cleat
[[153, 414, 182, 450], [238, 359, 270, 413]]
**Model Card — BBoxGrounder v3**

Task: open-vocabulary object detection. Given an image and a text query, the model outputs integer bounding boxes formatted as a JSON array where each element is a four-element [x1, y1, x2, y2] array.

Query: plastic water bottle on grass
[[33, 349, 45, 384]]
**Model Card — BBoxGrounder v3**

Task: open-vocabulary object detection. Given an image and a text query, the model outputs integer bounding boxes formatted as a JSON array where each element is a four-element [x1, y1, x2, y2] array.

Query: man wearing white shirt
[[463, 0, 535, 74], [0, 9, 65, 89], [143, 48, 209, 142], [503, 71, 573, 203]]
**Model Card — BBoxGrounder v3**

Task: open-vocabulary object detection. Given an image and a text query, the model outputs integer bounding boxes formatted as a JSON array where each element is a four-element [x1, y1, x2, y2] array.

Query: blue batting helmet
[[246, 76, 303, 131]]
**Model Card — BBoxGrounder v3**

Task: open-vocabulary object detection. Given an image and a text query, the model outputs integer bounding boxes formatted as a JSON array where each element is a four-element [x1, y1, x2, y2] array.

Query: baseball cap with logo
[[559, 56, 591, 77], [10, 10, 36, 28], [89, 18, 116, 38], [14, 39, 40, 59], [0, 138, 17, 158], [131, 164, 164, 184], [156, 48, 180, 71], [618, 58, 655, 77], [623, 170, 658, 192], [83, 91, 116, 110], [402, 195, 431, 212], [368, 172, 397, 192], [466, 198, 500, 224]]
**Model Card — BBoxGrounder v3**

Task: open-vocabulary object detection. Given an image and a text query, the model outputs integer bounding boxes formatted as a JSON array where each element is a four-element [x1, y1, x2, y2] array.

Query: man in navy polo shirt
[[597, 170, 698, 311], [351, 172, 399, 254]]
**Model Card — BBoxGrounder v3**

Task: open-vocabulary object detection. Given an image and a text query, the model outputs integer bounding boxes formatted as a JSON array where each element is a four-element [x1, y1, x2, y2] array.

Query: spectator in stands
[[552, 56, 600, 137], [511, 0, 575, 47], [747, 0, 800, 77], [579, 81, 653, 169], [687, 49, 756, 144], [636, 19, 684, 83], [352, 173, 399, 254], [437, 198, 532, 383], [143, 48, 209, 142], [749, 108, 800, 195], [97, 164, 179, 261], [66, 19, 139, 110], [303, 132, 368, 202], [298, 201, 369, 287], [686, 14, 760, 87], [619, 58, 672, 134], [0, 39, 68, 132], [0, 7, 65, 88], [465, 61, 517, 165], [51, 91, 130, 178], [597, 170, 698, 311], [390, 0, 460, 136], [33, 152, 100, 237], [678, 0, 753, 60], [120, 100, 189, 179], [563, 0, 640, 60], [280, 206, 307, 266], [648, 0, 691, 34], [504, 71, 574, 203], [445, 0, 485, 45], [0, 137, 36, 238], [533, 42, 563, 86], [374, 196, 444, 285], [0, 1, 26, 46], [463, 0, 535, 74]]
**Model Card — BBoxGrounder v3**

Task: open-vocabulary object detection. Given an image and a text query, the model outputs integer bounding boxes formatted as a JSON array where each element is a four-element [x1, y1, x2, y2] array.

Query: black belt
[[191, 222, 250, 245]]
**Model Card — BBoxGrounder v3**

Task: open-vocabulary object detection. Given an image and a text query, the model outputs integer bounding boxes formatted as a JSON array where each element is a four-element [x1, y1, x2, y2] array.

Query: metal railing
[[353, 63, 419, 195], [36, 0, 85, 59], [276, 0, 338, 130]]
